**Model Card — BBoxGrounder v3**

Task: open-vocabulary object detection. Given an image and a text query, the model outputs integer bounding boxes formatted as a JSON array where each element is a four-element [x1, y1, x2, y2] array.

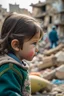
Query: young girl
[[0, 13, 43, 96]]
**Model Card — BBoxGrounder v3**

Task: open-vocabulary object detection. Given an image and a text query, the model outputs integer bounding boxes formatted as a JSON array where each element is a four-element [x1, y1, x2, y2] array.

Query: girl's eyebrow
[[31, 38, 40, 41], [31, 39, 38, 42], [31, 40, 39, 44]]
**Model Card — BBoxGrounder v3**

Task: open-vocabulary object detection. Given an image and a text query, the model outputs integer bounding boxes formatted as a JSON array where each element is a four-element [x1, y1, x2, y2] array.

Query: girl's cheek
[[27, 50, 35, 57]]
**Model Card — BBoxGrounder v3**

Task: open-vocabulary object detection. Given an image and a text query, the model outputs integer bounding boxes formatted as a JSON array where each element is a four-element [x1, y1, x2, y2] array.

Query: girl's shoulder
[[0, 63, 22, 78], [0, 62, 28, 76]]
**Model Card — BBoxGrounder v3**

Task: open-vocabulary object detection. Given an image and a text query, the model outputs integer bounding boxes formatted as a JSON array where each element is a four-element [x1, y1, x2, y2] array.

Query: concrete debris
[[29, 43, 64, 95], [55, 51, 64, 63]]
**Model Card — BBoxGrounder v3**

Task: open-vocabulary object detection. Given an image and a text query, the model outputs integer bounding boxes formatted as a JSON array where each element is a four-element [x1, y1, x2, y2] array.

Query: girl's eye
[[32, 42, 37, 45]]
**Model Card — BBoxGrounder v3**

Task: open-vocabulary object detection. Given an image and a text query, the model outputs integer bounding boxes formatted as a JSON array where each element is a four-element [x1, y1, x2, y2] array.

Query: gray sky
[[0, 0, 45, 12]]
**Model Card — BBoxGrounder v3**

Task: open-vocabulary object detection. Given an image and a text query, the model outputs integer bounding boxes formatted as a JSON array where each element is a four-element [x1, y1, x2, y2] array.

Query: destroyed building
[[0, 5, 8, 32], [9, 3, 32, 16], [31, 0, 64, 39]]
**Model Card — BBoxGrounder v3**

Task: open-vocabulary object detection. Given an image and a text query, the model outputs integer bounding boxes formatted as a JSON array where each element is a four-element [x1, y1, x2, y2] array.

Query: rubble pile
[[28, 42, 64, 96]]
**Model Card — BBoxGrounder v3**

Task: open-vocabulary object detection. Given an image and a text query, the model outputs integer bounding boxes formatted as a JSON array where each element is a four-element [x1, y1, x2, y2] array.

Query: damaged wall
[[0, 5, 8, 32], [31, 0, 64, 39], [32, 7, 42, 17]]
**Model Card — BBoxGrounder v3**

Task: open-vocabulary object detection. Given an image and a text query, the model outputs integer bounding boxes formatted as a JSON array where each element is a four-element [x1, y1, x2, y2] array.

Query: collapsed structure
[[31, 0, 64, 39]]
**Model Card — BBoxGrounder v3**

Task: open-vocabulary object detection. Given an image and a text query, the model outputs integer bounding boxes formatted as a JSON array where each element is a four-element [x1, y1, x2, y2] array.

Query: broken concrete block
[[42, 65, 64, 80], [55, 51, 64, 63], [44, 44, 64, 56], [37, 55, 57, 70], [55, 65, 64, 79]]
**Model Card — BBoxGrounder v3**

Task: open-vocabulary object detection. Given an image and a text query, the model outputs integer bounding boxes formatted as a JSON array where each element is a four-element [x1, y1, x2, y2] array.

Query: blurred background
[[0, 0, 64, 95]]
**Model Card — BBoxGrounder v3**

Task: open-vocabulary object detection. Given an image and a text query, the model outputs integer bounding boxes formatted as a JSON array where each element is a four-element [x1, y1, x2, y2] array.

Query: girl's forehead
[[32, 32, 40, 39], [28, 32, 40, 42], [24, 32, 41, 43]]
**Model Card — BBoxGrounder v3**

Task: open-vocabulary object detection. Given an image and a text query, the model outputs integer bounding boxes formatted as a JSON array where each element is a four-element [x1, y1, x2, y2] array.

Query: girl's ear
[[11, 39, 20, 51]]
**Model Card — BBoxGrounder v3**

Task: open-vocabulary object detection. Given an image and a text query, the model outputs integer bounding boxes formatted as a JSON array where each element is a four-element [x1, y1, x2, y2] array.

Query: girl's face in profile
[[18, 32, 40, 61]]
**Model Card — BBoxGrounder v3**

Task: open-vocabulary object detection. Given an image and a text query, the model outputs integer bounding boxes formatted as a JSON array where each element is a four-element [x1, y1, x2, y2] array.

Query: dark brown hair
[[0, 12, 43, 54]]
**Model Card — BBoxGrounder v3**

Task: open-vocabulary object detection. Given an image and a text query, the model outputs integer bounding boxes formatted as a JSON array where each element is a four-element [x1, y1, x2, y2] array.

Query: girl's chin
[[26, 56, 34, 61]]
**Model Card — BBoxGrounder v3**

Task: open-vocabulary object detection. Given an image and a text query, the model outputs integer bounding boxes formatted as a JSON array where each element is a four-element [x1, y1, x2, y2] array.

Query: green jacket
[[0, 54, 31, 96]]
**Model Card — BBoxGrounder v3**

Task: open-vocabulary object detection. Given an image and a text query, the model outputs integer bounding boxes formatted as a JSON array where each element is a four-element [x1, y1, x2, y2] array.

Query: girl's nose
[[35, 45, 39, 53]]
